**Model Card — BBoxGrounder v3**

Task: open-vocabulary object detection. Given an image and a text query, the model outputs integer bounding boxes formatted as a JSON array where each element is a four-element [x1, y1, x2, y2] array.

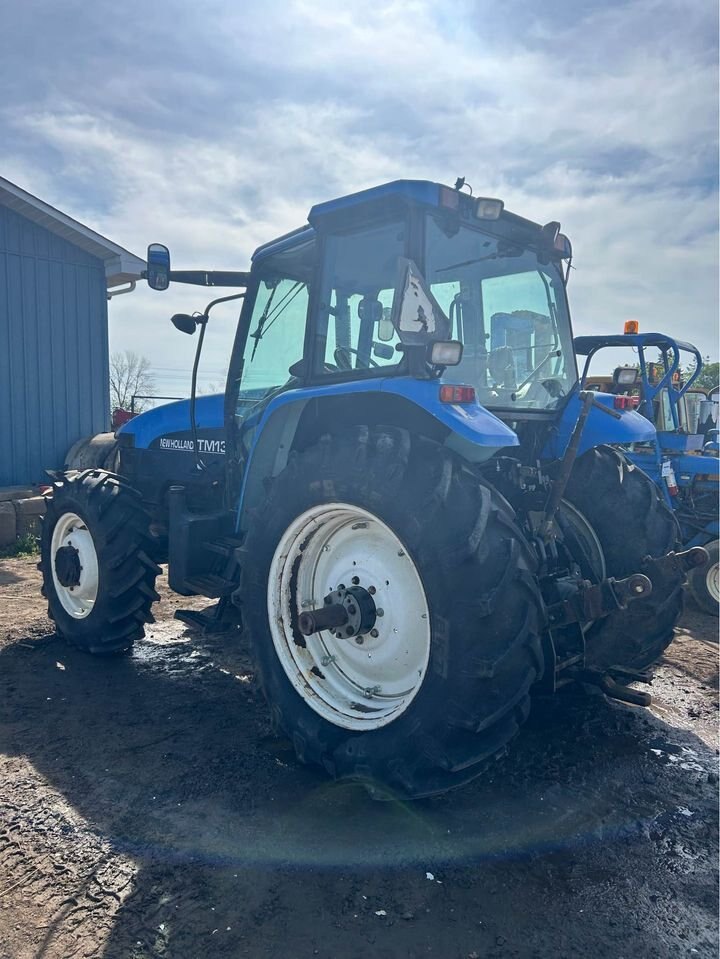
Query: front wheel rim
[[267, 503, 431, 731], [707, 561, 720, 604], [50, 512, 99, 619]]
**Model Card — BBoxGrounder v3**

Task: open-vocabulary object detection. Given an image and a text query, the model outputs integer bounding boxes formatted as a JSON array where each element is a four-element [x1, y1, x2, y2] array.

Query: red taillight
[[440, 384, 476, 404], [613, 395, 638, 410]]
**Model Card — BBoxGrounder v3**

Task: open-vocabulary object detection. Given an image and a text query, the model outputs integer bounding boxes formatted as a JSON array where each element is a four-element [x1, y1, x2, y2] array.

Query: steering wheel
[[333, 346, 379, 370], [541, 378, 566, 399]]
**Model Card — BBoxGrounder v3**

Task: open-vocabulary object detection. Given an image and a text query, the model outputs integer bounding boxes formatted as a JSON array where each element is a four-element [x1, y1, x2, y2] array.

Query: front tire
[[564, 446, 683, 669], [241, 427, 544, 799], [40, 470, 161, 654]]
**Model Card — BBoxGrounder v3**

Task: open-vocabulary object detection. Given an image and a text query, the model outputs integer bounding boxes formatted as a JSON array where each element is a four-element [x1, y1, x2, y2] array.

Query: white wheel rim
[[50, 511, 99, 619], [707, 561, 720, 604], [268, 503, 431, 730]]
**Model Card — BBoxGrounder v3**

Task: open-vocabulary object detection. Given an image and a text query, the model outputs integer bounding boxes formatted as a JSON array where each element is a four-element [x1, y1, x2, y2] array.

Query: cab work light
[[475, 198, 504, 220], [616, 367, 640, 386], [439, 384, 476, 404], [429, 340, 463, 366]]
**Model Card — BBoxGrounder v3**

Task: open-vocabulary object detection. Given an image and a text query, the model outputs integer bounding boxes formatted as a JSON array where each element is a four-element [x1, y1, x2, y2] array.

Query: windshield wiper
[[249, 281, 305, 360], [436, 243, 524, 274]]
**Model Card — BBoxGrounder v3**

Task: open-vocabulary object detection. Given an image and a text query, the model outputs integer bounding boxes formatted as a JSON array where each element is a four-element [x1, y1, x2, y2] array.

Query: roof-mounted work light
[[614, 367, 640, 387], [475, 198, 504, 220]]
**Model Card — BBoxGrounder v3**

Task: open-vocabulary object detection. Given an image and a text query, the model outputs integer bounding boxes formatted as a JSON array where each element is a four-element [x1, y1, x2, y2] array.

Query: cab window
[[315, 221, 406, 374]]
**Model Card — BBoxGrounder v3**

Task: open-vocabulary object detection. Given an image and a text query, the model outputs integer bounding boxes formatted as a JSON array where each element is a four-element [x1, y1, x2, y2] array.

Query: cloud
[[0, 0, 717, 387]]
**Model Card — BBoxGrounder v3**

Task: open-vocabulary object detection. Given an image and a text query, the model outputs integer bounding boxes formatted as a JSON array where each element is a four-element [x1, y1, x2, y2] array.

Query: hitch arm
[[641, 545, 708, 579], [539, 390, 596, 541], [546, 572, 652, 630], [574, 666, 654, 707]]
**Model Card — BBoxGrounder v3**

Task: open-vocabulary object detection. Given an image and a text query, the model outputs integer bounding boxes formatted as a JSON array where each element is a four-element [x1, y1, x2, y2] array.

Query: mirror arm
[[142, 270, 250, 288], [170, 270, 251, 287]]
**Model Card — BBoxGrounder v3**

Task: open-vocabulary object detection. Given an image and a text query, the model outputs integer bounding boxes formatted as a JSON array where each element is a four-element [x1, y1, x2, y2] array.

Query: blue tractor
[[40, 180, 706, 798], [575, 330, 719, 614]]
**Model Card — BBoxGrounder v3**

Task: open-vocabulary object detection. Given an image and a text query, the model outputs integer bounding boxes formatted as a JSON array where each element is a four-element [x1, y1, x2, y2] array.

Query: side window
[[323, 289, 399, 371], [241, 277, 309, 399], [317, 222, 406, 374]]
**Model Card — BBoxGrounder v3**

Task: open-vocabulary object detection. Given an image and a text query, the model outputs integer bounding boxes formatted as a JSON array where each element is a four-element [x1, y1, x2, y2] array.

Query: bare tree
[[110, 350, 156, 413]]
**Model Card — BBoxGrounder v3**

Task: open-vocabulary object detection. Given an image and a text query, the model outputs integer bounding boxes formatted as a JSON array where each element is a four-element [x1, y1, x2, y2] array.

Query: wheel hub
[[299, 583, 377, 639], [54, 544, 82, 588]]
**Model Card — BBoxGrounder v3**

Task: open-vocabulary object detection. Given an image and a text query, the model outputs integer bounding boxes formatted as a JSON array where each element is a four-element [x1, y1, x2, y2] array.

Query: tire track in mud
[[0, 763, 137, 959]]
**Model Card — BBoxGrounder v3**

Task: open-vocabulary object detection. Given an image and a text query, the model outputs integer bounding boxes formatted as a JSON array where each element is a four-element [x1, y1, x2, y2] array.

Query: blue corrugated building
[[0, 177, 145, 487]]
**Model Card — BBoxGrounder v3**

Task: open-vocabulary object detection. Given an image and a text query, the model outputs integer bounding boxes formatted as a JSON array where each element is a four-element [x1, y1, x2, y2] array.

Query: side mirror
[[377, 309, 395, 342], [147, 243, 171, 291], [171, 313, 198, 335], [372, 342, 395, 361]]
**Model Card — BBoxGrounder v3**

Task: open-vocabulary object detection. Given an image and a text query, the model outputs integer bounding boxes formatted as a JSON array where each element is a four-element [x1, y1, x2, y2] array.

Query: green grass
[[0, 533, 40, 559]]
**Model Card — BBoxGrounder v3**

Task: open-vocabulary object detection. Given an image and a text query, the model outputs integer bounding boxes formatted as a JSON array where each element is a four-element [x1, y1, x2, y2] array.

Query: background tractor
[[577, 330, 719, 614], [40, 180, 706, 798]]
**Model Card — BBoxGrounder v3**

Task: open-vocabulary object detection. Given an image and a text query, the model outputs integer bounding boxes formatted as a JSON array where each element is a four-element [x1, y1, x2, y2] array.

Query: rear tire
[[688, 539, 719, 616], [39, 470, 160, 654], [241, 426, 544, 799], [564, 446, 683, 669]]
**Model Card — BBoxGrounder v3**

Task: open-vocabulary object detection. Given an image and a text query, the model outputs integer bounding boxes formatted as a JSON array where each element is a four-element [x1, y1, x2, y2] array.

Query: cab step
[[204, 536, 244, 558]]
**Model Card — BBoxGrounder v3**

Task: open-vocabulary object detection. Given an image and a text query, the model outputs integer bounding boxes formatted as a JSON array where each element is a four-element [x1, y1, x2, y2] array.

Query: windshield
[[425, 216, 577, 410], [239, 239, 313, 410]]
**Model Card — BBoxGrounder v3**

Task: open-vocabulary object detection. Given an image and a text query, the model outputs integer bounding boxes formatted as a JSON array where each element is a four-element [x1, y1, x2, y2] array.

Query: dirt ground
[[0, 556, 717, 959]]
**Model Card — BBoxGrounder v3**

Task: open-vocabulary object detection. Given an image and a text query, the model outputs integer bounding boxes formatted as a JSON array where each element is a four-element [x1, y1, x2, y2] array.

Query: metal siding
[[0, 204, 109, 486], [0, 252, 11, 479]]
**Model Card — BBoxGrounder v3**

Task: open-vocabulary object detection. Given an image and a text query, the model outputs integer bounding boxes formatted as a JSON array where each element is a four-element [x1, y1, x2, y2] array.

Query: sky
[[1, 0, 718, 396]]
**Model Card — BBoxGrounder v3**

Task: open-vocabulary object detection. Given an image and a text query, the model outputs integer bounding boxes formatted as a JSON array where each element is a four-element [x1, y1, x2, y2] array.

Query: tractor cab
[[218, 181, 578, 423]]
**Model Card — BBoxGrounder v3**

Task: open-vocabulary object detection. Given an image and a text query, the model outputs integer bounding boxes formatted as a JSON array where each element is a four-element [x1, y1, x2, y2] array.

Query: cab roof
[[252, 179, 556, 265]]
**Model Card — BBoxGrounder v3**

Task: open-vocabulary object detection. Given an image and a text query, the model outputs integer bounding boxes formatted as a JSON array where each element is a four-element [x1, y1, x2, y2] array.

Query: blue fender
[[542, 391, 657, 460], [236, 377, 519, 527], [243, 377, 518, 453]]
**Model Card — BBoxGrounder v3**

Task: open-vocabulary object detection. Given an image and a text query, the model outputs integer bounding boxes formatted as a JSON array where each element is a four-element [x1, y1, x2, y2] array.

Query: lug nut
[[355, 636, 364, 645], [348, 604, 357, 615], [370, 628, 379, 638], [352, 576, 360, 585], [368, 585, 376, 595], [376, 608, 384, 617]]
